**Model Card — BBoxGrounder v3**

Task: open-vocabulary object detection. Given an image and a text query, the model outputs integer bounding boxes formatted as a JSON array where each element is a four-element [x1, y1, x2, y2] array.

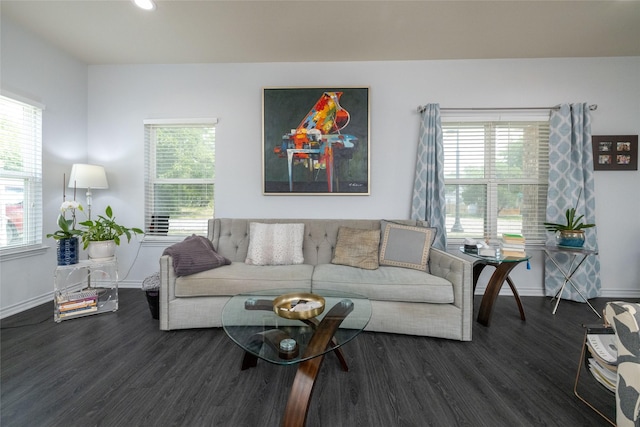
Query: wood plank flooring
[[1, 289, 626, 426]]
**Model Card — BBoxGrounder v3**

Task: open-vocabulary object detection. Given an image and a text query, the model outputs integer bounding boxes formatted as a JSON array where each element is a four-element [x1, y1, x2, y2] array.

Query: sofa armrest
[[159, 254, 177, 331], [429, 248, 473, 339], [605, 301, 640, 427]]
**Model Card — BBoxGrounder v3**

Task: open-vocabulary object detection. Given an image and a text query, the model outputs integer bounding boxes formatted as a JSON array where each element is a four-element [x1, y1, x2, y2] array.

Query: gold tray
[[273, 292, 326, 320]]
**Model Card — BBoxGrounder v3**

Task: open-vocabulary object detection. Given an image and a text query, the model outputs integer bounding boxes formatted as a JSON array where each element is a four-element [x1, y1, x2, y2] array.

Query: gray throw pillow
[[379, 220, 434, 272], [163, 235, 231, 276]]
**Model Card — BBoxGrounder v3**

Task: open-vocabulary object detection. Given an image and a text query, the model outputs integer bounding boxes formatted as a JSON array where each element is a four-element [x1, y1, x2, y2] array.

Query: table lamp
[[68, 163, 109, 220]]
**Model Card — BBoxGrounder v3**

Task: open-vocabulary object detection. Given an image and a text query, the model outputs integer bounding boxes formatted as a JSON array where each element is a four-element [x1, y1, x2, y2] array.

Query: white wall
[[2, 15, 639, 316], [1, 16, 88, 316], [87, 58, 640, 299]]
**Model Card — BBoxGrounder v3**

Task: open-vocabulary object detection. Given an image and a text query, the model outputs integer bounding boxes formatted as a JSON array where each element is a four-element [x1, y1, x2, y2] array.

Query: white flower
[[60, 200, 82, 213]]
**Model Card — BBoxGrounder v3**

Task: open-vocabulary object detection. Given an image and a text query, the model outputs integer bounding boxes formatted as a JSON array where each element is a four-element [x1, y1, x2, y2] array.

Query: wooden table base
[[240, 300, 354, 427], [474, 261, 526, 326]]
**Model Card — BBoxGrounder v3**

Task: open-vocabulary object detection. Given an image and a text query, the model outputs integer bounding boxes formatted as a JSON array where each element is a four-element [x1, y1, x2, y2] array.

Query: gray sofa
[[159, 218, 473, 341]]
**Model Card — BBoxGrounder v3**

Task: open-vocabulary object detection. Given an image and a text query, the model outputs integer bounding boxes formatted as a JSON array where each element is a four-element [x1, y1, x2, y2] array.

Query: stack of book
[[57, 289, 98, 319], [586, 333, 618, 392], [500, 233, 526, 257]]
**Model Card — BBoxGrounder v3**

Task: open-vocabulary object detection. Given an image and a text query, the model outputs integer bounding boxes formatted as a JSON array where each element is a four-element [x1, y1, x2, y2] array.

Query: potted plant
[[47, 200, 84, 265], [79, 205, 143, 259], [543, 207, 595, 248]]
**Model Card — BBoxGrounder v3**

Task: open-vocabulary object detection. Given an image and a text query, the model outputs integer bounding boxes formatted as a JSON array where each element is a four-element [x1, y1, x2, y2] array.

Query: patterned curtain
[[411, 104, 447, 250], [545, 103, 601, 301]]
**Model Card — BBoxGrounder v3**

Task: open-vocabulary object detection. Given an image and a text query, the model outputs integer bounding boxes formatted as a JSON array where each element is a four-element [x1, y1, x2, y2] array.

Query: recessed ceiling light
[[133, 0, 156, 11]]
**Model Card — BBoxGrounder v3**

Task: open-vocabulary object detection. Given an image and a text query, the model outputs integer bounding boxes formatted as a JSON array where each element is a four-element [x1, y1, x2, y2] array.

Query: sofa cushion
[[163, 235, 231, 277], [312, 264, 454, 304], [379, 220, 434, 272], [175, 262, 314, 297], [331, 227, 380, 270], [245, 222, 305, 266]]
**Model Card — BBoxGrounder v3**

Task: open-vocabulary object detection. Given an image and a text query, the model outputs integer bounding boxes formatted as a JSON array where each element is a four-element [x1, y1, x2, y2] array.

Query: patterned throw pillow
[[379, 220, 434, 272], [245, 223, 305, 265], [331, 227, 380, 270]]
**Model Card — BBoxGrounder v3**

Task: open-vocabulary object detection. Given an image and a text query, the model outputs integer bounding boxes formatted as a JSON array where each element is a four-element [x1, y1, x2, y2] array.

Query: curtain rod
[[416, 104, 598, 113]]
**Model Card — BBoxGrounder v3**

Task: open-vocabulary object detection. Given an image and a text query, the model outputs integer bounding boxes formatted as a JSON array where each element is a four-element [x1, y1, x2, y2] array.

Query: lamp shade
[[68, 164, 109, 189]]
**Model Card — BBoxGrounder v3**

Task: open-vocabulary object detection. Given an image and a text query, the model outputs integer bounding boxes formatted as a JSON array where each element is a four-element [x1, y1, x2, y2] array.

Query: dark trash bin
[[145, 290, 159, 319], [142, 272, 160, 320]]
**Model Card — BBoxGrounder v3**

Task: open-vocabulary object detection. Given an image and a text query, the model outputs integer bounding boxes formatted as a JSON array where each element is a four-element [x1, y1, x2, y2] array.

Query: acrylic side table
[[543, 245, 600, 318], [54, 258, 119, 322]]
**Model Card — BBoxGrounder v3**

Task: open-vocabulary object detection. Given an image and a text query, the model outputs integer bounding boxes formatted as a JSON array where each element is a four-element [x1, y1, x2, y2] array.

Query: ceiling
[[3, 0, 640, 65]]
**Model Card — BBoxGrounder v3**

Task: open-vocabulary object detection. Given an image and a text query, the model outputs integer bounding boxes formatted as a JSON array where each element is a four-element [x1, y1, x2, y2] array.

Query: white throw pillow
[[245, 222, 305, 265]]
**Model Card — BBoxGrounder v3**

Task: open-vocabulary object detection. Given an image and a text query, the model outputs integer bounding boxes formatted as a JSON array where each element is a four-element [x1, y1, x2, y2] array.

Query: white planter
[[87, 240, 116, 259]]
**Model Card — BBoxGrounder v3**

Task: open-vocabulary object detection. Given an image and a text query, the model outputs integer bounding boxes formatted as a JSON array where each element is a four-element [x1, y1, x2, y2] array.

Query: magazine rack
[[574, 324, 616, 426]]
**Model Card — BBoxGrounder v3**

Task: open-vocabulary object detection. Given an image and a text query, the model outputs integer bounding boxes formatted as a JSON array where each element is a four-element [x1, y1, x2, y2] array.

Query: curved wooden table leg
[[303, 318, 349, 372], [472, 263, 487, 292], [506, 276, 526, 321], [477, 262, 522, 326], [281, 300, 354, 427]]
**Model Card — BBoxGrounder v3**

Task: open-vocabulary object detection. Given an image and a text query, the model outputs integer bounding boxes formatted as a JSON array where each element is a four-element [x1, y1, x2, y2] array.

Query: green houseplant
[[47, 201, 84, 265], [79, 206, 143, 256], [544, 206, 595, 248], [46, 201, 84, 240], [543, 207, 595, 232]]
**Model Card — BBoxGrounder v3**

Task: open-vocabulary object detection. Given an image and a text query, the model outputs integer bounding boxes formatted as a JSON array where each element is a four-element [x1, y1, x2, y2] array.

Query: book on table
[[501, 233, 525, 243], [500, 233, 526, 256]]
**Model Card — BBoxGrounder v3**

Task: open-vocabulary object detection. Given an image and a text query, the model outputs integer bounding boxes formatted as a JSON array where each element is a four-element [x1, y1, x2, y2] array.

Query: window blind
[[144, 119, 217, 237], [442, 121, 549, 243], [0, 94, 43, 250]]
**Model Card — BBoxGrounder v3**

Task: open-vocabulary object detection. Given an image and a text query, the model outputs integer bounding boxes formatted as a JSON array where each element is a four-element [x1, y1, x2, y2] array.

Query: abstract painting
[[263, 87, 370, 194]]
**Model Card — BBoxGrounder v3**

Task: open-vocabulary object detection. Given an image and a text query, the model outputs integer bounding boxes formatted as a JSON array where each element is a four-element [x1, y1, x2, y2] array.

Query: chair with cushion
[[605, 301, 640, 427]]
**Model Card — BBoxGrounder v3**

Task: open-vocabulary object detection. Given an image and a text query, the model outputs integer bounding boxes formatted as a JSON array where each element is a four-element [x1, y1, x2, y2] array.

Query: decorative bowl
[[273, 292, 325, 320], [556, 230, 585, 248]]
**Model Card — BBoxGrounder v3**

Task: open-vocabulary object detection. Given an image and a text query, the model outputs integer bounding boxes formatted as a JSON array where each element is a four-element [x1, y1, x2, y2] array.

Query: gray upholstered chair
[[605, 301, 640, 427]]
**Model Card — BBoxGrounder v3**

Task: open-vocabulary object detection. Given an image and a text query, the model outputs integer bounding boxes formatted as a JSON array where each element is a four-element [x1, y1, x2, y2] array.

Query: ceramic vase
[[556, 230, 585, 248], [57, 237, 79, 265], [87, 240, 116, 259]]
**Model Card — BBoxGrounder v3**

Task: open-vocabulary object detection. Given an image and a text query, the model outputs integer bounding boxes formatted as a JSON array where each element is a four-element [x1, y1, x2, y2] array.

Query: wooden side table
[[459, 248, 530, 326]]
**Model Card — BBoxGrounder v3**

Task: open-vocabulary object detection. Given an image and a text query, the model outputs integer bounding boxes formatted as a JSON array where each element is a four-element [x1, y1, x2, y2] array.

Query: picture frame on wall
[[262, 87, 370, 195], [592, 135, 638, 171]]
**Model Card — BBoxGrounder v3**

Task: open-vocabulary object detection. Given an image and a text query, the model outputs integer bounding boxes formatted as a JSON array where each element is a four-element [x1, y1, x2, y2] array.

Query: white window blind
[[144, 119, 217, 237], [0, 94, 43, 250], [442, 120, 549, 243]]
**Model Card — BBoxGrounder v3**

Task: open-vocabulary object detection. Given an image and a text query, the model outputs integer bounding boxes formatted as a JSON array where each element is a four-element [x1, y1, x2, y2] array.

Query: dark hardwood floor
[[1, 289, 625, 427]]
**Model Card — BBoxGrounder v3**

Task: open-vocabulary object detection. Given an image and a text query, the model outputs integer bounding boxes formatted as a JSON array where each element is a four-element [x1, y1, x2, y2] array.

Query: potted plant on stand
[[79, 205, 143, 259], [47, 200, 84, 265], [544, 206, 595, 248]]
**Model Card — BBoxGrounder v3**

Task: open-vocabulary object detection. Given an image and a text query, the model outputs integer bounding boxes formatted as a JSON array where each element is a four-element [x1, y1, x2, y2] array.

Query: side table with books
[[54, 258, 119, 322], [574, 324, 617, 426]]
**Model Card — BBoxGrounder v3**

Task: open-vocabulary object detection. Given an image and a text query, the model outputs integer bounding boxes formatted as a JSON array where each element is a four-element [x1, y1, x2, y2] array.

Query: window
[[144, 119, 217, 237], [0, 94, 43, 251], [442, 119, 549, 243]]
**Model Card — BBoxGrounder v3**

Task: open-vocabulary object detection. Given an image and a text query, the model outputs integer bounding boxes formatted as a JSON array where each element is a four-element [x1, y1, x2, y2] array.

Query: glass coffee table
[[222, 288, 371, 427]]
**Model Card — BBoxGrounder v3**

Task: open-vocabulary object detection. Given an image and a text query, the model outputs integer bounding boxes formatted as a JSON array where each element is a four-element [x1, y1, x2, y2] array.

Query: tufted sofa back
[[209, 218, 425, 265]]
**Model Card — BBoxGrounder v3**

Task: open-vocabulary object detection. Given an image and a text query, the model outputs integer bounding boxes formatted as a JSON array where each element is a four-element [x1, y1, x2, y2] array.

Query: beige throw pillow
[[245, 222, 305, 265], [331, 227, 380, 270]]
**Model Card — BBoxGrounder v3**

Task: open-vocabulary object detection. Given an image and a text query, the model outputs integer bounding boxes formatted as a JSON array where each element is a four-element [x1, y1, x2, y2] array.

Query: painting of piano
[[263, 87, 370, 194]]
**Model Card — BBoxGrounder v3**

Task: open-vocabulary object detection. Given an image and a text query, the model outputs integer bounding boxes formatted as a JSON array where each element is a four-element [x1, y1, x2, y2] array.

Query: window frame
[[143, 118, 218, 241], [441, 112, 549, 245], [0, 92, 44, 255]]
